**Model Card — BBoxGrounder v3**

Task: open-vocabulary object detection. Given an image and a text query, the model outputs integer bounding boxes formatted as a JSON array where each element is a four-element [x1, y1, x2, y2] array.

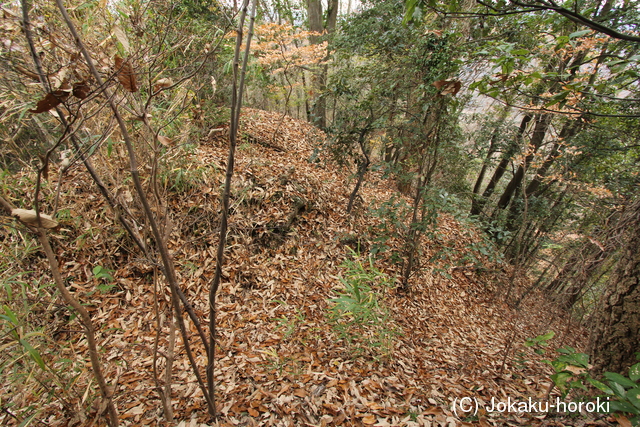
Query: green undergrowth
[[327, 249, 399, 360]]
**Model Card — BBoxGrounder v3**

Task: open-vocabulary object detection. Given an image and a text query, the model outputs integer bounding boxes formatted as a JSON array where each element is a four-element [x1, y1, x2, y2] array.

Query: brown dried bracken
[[153, 77, 173, 92]]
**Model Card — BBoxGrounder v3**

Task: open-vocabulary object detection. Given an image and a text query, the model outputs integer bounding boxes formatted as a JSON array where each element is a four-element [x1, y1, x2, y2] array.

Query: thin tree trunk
[[347, 127, 371, 214], [306, 0, 323, 126], [400, 112, 443, 291], [471, 107, 510, 196], [326, 0, 339, 31], [525, 120, 581, 197], [306, 0, 338, 128], [401, 175, 428, 291], [470, 114, 532, 216], [208, 0, 256, 419], [37, 228, 120, 426], [0, 196, 119, 426], [495, 114, 551, 212]]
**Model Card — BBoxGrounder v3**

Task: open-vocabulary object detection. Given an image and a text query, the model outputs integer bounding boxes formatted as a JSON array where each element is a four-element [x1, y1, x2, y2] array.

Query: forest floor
[[1, 109, 608, 427]]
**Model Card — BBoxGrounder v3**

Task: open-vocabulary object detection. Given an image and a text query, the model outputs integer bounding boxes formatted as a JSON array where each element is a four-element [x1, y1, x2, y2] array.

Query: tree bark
[[588, 200, 640, 375], [470, 114, 532, 216], [306, 0, 338, 129], [347, 127, 372, 214], [306, 0, 322, 41], [326, 0, 339, 31], [495, 114, 551, 212]]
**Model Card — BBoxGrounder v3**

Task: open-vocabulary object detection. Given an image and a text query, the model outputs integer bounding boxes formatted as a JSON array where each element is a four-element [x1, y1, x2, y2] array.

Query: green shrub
[[527, 332, 640, 425], [327, 249, 398, 359]]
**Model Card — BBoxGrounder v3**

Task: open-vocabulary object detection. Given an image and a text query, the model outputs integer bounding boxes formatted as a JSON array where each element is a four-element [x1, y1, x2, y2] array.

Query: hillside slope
[[1, 109, 587, 426]]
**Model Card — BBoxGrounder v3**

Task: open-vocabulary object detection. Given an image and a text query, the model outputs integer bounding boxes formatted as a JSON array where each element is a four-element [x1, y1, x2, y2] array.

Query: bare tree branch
[[208, 0, 257, 419]]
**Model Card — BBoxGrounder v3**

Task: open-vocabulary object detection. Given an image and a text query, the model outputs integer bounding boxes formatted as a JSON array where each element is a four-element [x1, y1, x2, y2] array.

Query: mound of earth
[[1, 108, 588, 426]]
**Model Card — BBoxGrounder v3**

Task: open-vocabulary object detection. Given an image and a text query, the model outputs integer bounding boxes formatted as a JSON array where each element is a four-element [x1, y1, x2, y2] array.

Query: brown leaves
[[432, 79, 462, 96], [72, 81, 91, 99], [114, 55, 138, 92], [251, 23, 329, 74], [30, 81, 91, 113], [8, 107, 590, 425], [29, 90, 70, 113]]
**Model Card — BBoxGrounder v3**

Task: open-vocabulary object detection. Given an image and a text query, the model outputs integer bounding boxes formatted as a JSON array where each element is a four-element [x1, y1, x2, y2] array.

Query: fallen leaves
[[2, 108, 589, 427]]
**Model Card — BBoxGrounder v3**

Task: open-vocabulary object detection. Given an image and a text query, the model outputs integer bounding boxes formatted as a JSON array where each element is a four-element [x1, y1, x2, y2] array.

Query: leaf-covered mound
[[0, 108, 587, 426]]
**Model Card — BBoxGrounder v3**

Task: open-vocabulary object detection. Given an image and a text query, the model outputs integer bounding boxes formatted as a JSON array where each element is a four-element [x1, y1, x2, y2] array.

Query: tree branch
[[508, 0, 640, 42], [207, 0, 257, 419], [409, 0, 640, 42], [53, 0, 214, 412]]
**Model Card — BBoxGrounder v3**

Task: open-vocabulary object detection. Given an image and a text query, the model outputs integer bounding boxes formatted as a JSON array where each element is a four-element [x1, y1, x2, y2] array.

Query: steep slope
[[1, 108, 588, 426]]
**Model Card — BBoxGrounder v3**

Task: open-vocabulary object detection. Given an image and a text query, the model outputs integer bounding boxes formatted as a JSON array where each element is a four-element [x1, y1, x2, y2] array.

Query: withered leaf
[[29, 90, 71, 113], [361, 414, 377, 425], [113, 26, 130, 54], [11, 208, 58, 229], [157, 135, 172, 146], [73, 81, 90, 99], [153, 77, 173, 92], [432, 80, 447, 90], [432, 79, 461, 96], [114, 55, 138, 92], [59, 80, 72, 92]]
